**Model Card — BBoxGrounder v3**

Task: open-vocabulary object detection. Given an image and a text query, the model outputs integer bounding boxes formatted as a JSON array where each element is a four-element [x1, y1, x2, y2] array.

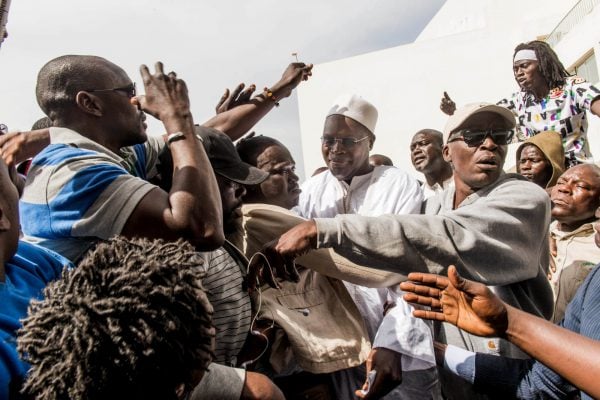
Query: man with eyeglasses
[[259, 103, 554, 399], [294, 94, 440, 400]]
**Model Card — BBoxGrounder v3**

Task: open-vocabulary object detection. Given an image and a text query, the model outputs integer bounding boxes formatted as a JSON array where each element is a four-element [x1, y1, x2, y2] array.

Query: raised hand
[[215, 83, 257, 114], [440, 91, 456, 116], [135, 62, 191, 121], [400, 265, 508, 337], [270, 62, 313, 99]]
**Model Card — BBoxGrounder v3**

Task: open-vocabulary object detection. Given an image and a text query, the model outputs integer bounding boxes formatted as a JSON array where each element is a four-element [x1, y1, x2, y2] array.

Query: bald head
[[412, 129, 443, 146], [369, 154, 393, 167], [36, 55, 126, 121]]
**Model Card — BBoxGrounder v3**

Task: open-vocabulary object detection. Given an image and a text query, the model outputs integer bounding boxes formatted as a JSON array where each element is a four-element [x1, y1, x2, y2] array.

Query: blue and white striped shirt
[[20, 127, 163, 261]]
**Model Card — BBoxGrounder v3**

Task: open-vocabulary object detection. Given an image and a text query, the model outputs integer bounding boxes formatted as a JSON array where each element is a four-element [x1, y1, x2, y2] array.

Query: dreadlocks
[[514, 40, 570, 89], [18, 236, 214, 400]]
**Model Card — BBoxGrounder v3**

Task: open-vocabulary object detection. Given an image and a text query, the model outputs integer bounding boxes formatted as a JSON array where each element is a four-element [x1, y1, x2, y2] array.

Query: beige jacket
[[229, 203, 405, 374]]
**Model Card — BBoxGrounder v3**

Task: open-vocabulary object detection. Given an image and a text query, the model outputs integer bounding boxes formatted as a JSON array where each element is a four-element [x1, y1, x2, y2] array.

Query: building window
[[572, 50, 599, 84]]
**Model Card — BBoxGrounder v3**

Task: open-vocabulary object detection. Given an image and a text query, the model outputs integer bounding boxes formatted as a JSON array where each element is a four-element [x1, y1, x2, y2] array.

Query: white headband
[[514, 49, 537, 62]]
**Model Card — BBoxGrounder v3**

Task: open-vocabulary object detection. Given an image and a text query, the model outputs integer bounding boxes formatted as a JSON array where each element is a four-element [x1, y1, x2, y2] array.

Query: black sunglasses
[[86, 82, 137, 99], [448, 129, 514, 147]]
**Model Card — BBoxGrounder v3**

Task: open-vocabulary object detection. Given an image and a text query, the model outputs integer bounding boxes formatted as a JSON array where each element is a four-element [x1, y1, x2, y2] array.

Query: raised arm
[[121, 63, 224, 250], [202, 62, 313, 141]]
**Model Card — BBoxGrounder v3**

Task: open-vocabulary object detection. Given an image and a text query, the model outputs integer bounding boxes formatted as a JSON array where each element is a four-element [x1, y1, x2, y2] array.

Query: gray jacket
[[315, 173, 553, 351]]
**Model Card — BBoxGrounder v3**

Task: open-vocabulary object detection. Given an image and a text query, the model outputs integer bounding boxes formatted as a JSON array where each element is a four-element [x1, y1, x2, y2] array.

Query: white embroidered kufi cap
[[326, 94, 378, 135]]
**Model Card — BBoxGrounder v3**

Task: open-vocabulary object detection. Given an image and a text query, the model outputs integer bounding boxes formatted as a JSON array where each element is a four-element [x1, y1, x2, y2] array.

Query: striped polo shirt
[[20, 127, 163, 262]]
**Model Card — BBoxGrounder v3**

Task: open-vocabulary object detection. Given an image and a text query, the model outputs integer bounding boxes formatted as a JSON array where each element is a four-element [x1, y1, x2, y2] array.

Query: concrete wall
[[296, 0, 597, 180]]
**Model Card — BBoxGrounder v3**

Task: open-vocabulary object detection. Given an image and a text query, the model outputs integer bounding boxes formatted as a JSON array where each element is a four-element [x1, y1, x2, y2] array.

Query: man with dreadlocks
[[17, 237, 215, 400], [441, 40, 600, 167]]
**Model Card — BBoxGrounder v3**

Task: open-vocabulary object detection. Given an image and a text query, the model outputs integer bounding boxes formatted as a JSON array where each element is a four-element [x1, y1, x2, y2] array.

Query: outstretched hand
[[247, 220, 318, 291], [215, 83, 257, 114], [135, 62, 191, 121], [400, 265, 509, 337], [440, 91, 456, 116]]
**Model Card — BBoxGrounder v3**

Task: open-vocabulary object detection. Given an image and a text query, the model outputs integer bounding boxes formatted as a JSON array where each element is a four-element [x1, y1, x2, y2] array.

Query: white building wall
[[297, 0, 596, 180]]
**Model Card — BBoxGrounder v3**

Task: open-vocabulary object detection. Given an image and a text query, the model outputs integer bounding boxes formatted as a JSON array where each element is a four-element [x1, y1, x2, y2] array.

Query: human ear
[[442, 144, 452, 163], [75, 91, 103, 117]]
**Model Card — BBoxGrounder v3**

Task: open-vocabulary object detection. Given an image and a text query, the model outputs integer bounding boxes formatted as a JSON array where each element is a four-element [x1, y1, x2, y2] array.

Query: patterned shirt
[[498, 76, 600, 167], [19, 127, 164, 262]]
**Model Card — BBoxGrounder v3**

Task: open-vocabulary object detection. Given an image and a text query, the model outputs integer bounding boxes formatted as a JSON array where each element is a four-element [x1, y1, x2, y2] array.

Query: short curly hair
[[18, 236, 214, 400]]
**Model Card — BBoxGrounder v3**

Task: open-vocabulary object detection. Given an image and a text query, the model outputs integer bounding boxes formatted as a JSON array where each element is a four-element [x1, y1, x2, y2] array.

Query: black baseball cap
[[196, 126, 269, 185]]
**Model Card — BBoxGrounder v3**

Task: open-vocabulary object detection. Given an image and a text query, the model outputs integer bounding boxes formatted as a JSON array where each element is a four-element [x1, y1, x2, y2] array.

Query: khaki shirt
[[550, 220, 600, 322]]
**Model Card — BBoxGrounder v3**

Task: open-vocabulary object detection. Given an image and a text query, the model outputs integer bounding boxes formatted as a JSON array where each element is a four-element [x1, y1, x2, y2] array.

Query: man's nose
[[331, 140, 344, 152], [557, 183, 571, 194], [480, 134, 498, 149]]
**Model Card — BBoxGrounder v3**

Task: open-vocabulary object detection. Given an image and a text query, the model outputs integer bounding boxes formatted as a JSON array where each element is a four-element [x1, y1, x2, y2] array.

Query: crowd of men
[[1, 15, 600, 400]]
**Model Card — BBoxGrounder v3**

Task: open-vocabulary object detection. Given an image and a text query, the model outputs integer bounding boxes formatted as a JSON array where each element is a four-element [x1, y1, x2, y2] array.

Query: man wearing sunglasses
[[17, 55, 311, 262], [259, 103, 554, 400]]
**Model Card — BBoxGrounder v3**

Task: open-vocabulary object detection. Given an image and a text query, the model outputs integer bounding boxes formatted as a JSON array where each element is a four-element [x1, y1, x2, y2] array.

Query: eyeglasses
[[448, 129, 514, 147], [321, 136, 369, 148], [86, 82, 137, 99]]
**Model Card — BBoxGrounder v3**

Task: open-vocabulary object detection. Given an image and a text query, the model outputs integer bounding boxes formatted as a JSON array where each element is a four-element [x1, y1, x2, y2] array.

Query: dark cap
[[195, 125, 269, 185]]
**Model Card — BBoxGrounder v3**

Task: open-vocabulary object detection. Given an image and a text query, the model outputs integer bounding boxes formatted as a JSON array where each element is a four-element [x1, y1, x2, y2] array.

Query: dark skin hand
[[247, 220, 317, 290], [400, 265, 508, 337], [203, 62, 313, 141], [400, 265, 600, 399], [215, 83, 256, 114], [355, 347, 403, 399], [439, 91, 456, 116]]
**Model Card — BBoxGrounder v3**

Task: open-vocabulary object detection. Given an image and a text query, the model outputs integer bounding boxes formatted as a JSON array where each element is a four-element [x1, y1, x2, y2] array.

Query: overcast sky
[[0, 0, 444, 177]]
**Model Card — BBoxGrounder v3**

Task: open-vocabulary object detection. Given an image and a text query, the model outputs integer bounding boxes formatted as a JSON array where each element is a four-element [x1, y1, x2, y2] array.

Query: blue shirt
[[0, 241, 71, 399]]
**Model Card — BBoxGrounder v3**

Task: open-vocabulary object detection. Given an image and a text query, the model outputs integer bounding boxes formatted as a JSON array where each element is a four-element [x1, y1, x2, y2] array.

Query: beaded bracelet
[[263, 87, 280, 107]]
